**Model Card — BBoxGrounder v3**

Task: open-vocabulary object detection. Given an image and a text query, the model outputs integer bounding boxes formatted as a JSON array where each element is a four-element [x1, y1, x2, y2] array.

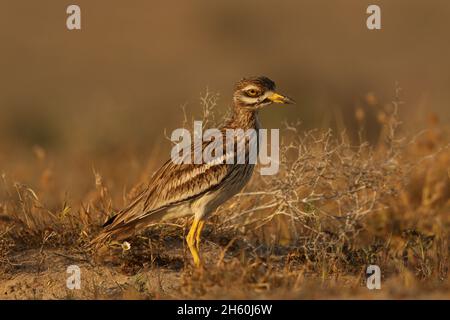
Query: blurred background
[[0, 0, 449, 196]]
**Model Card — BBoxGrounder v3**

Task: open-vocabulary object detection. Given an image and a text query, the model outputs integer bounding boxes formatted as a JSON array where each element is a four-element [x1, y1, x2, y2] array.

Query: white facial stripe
[[237, 90, 274, 105], [239, 96, 259, 104], [242, 85, 260, 91]]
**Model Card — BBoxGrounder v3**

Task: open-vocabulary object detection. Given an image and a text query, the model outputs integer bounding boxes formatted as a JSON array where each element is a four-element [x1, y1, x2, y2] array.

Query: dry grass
[[0, 88, 449, 299]]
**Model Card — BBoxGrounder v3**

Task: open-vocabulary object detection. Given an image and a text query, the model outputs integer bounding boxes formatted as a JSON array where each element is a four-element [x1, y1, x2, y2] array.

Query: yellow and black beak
[[267, 92, 295, 104]]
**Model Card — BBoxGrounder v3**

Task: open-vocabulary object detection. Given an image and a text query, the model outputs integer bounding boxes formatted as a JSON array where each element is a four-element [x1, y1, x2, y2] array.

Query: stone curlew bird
[[92, 76, 294, 267]]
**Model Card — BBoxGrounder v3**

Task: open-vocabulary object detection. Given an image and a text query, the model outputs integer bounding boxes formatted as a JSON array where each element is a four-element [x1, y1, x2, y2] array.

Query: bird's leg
[[186, 218, 202, 267], [195, 220, 205, 252]]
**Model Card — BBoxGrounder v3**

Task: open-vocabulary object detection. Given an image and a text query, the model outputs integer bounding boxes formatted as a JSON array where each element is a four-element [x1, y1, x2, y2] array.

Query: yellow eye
[[247, 89, 259, 97]]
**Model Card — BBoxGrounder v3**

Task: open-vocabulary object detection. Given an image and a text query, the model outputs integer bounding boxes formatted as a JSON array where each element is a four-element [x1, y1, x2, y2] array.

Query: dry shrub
[[182, 88, 449, 296]]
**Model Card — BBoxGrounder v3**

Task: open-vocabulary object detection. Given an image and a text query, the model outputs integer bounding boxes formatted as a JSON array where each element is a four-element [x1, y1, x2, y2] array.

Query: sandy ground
[[0, 246, 187, 300], [2, 242, 449, 300]]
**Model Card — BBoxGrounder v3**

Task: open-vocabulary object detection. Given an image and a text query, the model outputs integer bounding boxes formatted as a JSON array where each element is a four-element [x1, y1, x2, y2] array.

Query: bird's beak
[[267, 92, 295, 104]]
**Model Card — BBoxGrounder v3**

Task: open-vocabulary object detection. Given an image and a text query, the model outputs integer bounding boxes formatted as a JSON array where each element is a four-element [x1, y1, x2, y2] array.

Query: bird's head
[[233, 76, 295, 110]]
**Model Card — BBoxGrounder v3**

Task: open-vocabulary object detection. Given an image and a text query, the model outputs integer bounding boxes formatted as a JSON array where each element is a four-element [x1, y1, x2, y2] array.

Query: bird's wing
[[143, 159, 233, 214], [103, 139, 237, 230]]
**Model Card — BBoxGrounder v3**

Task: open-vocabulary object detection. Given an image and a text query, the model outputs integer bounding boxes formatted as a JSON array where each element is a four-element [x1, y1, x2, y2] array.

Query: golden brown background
[[1, 0, 449, 160]]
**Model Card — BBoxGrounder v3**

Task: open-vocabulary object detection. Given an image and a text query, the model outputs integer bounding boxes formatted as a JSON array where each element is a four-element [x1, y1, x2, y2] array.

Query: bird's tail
[[90, 191, 166, 250], [90, 220, 136, 250]]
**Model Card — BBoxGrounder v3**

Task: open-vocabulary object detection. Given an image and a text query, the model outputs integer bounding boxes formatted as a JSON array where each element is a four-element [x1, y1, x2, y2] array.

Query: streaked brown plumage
[[92, 76, 294, 267]]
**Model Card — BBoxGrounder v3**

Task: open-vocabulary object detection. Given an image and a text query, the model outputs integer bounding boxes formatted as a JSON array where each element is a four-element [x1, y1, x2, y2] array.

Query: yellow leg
[[186, 218, 204, 267], [195, 221, 205, 251]]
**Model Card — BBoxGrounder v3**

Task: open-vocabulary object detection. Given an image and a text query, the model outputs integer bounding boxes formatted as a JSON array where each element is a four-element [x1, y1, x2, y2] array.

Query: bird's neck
[[226, 104, 260, 130]]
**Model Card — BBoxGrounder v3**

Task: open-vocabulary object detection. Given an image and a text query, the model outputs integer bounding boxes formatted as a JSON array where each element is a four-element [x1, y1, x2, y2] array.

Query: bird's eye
[[246, 89, 259, 97]]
